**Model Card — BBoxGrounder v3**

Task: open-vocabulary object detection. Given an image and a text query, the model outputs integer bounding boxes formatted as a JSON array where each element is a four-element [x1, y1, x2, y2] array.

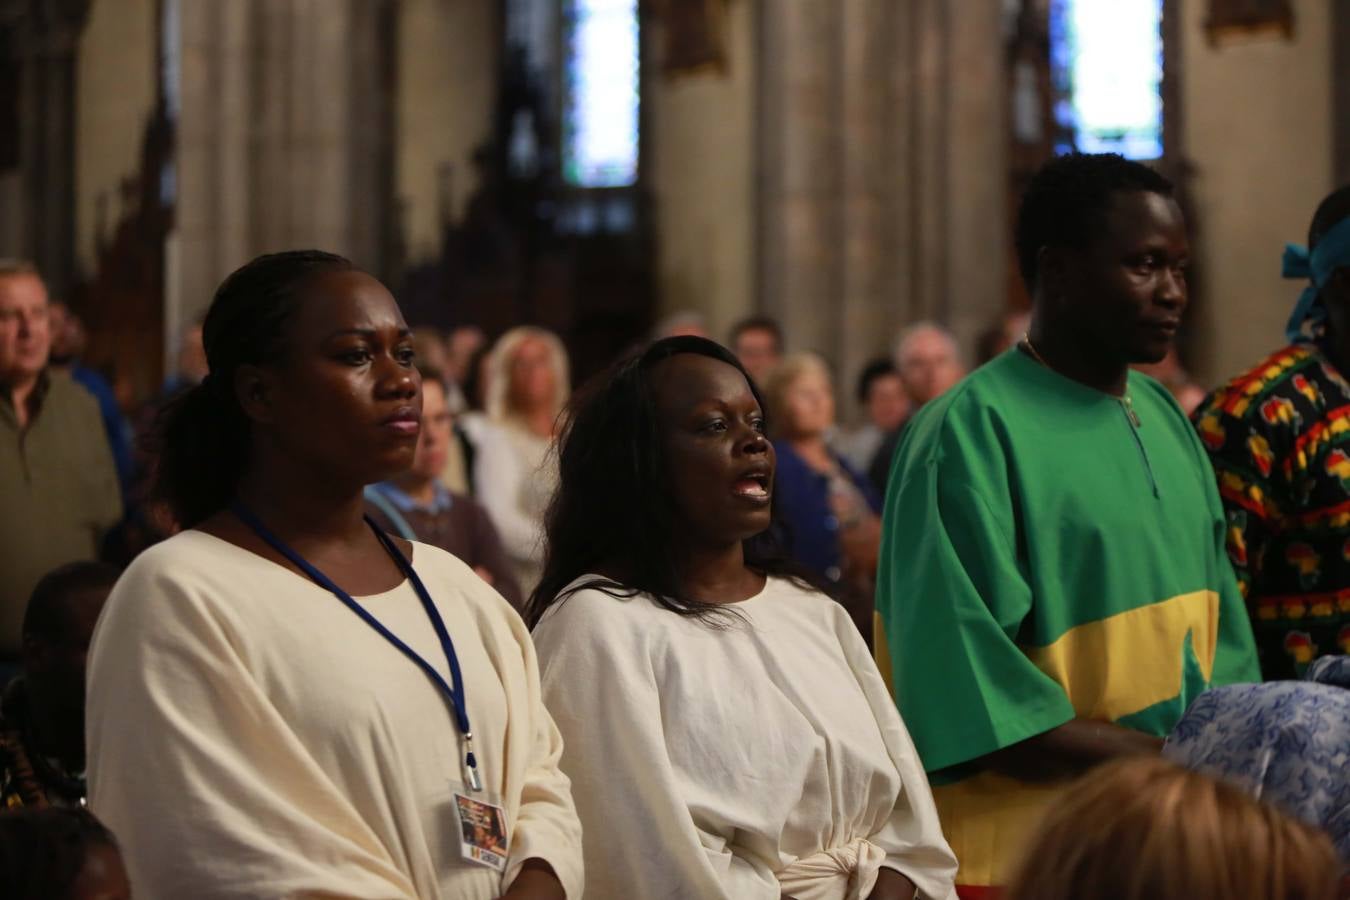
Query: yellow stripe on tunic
[[887, 591, 1220, 887]]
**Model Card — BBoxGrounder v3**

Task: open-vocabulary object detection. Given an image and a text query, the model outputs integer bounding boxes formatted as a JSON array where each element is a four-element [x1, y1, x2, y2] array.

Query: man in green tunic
[[874, 154, 1260, 896]]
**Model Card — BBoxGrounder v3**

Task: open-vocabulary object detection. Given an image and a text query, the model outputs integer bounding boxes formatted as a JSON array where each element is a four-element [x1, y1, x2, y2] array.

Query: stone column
[[755, 0, 1006, 408], [5, 0, 91, 295], [169, 0, 395, 352]]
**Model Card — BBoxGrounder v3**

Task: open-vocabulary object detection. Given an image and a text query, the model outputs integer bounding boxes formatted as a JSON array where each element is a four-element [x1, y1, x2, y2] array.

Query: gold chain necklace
[[1021, 333, 1141, 427]]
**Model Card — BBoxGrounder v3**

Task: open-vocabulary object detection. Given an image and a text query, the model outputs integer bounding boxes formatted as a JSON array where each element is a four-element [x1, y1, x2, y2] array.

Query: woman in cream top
[[87, 251, 581, 899], [527, 336, 957, 900]]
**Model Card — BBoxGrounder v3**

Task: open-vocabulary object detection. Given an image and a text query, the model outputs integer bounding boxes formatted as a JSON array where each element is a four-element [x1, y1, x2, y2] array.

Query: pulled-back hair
[[524, 336, 818, 628], [0, 807, 121, 900], [1015, 152, 1174, 291], [1005, 757, 1342, 900], [152, 250, 355, 528]]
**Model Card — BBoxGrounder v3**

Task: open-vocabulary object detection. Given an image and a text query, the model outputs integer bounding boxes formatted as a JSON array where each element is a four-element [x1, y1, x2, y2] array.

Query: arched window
[[1049, 0, 1165, 160], [561, 0, 640, 189]]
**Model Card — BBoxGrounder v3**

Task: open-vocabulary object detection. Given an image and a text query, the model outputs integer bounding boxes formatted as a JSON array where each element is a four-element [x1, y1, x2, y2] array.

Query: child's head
[[0, 808, 130, 900], [1006, 756, 1342, 900]]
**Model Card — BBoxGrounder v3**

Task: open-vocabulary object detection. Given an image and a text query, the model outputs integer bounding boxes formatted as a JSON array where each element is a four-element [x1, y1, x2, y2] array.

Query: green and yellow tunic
[[874, 349, 1260, 894]]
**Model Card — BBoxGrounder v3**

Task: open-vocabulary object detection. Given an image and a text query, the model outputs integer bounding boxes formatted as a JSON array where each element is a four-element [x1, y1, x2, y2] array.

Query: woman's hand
[[868, 868, 918, 900], [500, 858, 565, 900]]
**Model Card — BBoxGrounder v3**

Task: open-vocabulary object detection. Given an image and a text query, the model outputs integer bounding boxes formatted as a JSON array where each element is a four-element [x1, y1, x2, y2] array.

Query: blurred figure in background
[[975, 310, 1031, 367], [1134, 346, 1205, 414], [445, 324, 486, 389], [0, 807, 131, 900], [728, 315, 784, 388], [47, 302, 132, 499], [0, 561, 118, 809], [477, 326, 570, 593], [766, 353, 882, 644], [365, 366, 523, 610], [0, 262, 120, 673], [410, 325, 450, 373], [651, 309, 709, 340], [158, 321, 208, 400], [868, 321, 966, 493], [1004, 757, 1342, 900], [838, 358, 910, 473]]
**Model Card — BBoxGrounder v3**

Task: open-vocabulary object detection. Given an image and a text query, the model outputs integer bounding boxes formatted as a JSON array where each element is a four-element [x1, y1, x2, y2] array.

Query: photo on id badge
[[455, 792, 509, 872]]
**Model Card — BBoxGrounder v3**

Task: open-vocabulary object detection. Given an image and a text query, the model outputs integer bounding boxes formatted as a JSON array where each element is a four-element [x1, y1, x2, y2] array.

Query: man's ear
[[1037, 245, 1076, 309], [235, 363, 279, 426]]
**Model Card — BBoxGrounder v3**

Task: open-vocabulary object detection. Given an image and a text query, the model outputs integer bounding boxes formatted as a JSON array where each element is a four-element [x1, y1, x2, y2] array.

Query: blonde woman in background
[[764, 352, 883, 645], [473, 326, 570, 594], [1004, 757, 1344, 900]]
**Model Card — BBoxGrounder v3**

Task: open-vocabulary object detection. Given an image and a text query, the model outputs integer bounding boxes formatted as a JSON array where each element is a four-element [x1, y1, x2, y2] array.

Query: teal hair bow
[[1284, 215, 1350, 342]]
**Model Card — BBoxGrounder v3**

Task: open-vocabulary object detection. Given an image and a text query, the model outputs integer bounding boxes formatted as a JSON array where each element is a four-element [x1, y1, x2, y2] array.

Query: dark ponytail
[[151, 250, 354, 528]]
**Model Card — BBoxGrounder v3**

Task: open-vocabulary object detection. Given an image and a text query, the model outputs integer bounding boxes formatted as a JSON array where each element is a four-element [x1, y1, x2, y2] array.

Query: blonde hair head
[[762, 352, 833, 438], [1005, 757, 1341, 900], [485, 325, 570, 423]]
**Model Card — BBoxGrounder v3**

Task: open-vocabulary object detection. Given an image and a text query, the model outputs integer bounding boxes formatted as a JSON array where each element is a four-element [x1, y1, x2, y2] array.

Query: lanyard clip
[[464, 732, 483, 793]]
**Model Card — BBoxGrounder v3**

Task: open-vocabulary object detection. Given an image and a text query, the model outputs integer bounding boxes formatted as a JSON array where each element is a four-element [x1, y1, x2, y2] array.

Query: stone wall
[[646, 0, 755, 344], [1182, 0, 1334, 386], [75, 0, 156, 277], [396, 0, 497, 265]]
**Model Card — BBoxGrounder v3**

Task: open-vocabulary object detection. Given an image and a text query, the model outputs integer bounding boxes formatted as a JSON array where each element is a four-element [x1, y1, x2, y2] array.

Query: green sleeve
[[876, 413, 1074, 774]]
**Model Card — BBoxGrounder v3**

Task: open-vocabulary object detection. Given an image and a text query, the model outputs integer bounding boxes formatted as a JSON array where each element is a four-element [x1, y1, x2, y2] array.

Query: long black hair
[[524, 335, 819, 627], [151, 250, 355, 528]]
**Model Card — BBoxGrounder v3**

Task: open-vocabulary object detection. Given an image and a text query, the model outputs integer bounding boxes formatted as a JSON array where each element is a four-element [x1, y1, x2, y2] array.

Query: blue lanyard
[[231, 502, 482, 792]]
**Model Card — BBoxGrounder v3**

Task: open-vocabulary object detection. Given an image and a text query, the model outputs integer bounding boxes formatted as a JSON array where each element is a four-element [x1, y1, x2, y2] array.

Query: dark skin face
[[648, 354, 774, 602], [1030, 190, 1189, 395], [200, 269, 423, 595], [241, 270, 421, 490], [21, 587, 109, 770]]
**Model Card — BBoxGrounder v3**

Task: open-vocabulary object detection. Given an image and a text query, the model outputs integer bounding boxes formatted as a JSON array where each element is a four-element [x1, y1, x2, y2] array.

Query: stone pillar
[[4, 0, 91, 295], [756, 0, 1006, 407], [169, 0, 395, 353]]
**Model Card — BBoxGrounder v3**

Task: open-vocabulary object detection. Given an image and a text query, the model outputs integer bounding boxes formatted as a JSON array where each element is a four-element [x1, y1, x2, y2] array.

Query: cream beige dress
[[87, 531, 583, 899], [533, 576, 958, 900]]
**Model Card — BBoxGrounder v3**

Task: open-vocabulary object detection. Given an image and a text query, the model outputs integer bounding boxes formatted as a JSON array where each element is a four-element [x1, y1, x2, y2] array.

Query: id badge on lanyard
[[232, 502, 484, 792]]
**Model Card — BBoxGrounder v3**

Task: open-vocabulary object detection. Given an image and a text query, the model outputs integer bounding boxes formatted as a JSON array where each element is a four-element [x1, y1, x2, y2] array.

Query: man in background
[[729, 315, 785, 387], [868, 321, 966, 492], [838, 358, 910, 473], [0, 262, 120, 671], [47, 301, 133, 498]]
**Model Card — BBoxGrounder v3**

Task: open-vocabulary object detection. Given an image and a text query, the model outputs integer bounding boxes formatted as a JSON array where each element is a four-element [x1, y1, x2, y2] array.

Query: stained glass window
[[1050, 0, 1164, 160], [562, 0, 640, 188]]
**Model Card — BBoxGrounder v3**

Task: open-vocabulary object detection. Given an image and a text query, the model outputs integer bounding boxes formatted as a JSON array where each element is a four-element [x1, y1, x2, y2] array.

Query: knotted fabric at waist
[[776, 837, 887, 900]]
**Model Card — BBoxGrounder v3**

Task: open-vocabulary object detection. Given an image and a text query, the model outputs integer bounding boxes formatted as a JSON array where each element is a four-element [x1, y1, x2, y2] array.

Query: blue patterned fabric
[[1164, 657, 1350, 864]]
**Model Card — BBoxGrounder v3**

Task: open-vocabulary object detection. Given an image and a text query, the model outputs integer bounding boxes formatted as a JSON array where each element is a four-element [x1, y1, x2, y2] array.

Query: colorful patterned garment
[[0, 678, 86, 809], [1164, 654, 1350, 865], [875, 349, 1261, 896], [1193, 342, 1350, 680]]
